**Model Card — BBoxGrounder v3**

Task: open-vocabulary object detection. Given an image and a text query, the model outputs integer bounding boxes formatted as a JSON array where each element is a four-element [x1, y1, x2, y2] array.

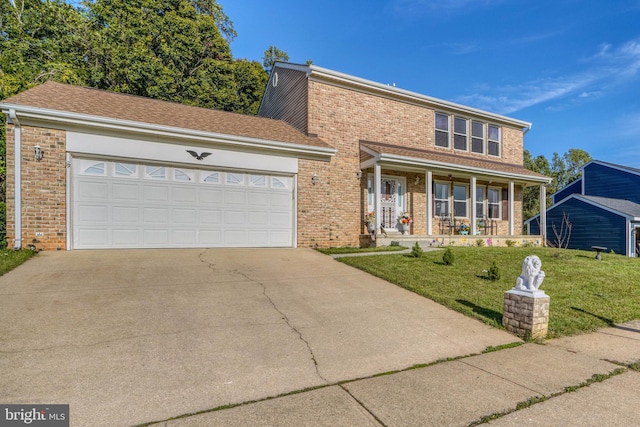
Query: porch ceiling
[[360, 140, 551, 185]]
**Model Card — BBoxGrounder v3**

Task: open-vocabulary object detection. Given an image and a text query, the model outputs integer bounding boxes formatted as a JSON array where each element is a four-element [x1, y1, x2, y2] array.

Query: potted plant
[[398, 212, 412, 235], [475, 218, 484, 235], [364, 211, 376, 233], [458, 220, 470, 235]]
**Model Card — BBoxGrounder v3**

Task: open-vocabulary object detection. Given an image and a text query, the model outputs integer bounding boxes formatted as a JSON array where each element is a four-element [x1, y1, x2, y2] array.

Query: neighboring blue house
[[526, 160, 640, 257]]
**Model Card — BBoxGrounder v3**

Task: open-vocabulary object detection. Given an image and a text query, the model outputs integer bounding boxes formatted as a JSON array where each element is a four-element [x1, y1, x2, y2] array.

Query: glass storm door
[[368, 176, 406, 229]]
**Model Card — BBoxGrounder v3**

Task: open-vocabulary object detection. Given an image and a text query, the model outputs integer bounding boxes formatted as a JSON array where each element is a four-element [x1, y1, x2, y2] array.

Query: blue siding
[[545, 197, 627, 254], [584, 163, 640, 204], [553, 179, 582, 204], [526, 216, 541, 235]]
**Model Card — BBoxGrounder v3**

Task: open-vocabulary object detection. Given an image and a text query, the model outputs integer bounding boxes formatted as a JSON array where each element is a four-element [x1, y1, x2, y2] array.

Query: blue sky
[[223, 0, 640, 167]]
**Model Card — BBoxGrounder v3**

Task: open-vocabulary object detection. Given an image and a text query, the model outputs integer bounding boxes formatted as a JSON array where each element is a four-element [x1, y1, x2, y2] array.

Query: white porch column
[[426, 170, 433, 235], [471, 176, 477, 235], [374, 163, 382, 230], [508, 181, 515, 236], [540, 185, 547, 244]]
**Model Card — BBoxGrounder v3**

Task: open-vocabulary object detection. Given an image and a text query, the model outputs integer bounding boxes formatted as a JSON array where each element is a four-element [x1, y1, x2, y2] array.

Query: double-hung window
[[488, 188, 501, 219], [435, 183, 450, 216], [475, 187, 485, 218], [471, 121, 485, 154], [488, 125, 501, 156], [454, 117, 468, 151], [453, 184, 468, 217], [435, 113, 450, 148]]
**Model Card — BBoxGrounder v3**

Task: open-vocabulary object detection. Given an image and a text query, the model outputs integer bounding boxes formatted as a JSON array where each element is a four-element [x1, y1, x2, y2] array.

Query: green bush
[[505, 239, 516, 247], [476, 239, 485, 247], [0, 202, 5, 249], [488, 261, 501, 280], [443, 248, 454, 265], [411, 242, 423, 258]]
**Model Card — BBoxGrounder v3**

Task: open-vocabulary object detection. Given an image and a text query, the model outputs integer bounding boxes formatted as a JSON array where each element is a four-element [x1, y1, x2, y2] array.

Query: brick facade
[[6, 124, 67, 250], [300, 79, 528, 248]]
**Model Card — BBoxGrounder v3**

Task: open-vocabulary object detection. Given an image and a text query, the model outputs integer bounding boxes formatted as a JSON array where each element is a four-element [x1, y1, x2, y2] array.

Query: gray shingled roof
[[579, 195, 640, 218], [2, 81, 333, 150]]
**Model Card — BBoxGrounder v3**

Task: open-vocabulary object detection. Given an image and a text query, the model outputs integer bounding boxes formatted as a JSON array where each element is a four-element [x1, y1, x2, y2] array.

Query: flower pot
[[400, 223, 409, 235]]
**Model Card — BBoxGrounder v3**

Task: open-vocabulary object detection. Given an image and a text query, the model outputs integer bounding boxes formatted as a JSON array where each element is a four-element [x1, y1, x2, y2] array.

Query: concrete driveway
[[0, 249, 518, 426]]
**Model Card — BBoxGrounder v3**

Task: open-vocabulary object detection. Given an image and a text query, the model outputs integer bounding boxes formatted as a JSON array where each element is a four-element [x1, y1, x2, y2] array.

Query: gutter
[[8, 109, 21, 249]]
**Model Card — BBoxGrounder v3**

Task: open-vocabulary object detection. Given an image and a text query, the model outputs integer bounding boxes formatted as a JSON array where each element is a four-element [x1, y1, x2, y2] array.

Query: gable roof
[[1, 81, 335, 158], [578, 195, 640, 219], [583, 159, 640, 176], [360, 140, 551, 184], [274, 62, 532, 131]]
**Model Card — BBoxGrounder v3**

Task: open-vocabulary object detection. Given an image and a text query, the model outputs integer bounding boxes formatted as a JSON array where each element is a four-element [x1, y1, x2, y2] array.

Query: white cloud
[[457, 37, 640, 114]]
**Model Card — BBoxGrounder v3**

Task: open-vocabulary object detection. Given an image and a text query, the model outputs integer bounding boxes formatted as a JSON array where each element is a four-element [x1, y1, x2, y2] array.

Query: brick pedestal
[[502, 290, 549, 339]]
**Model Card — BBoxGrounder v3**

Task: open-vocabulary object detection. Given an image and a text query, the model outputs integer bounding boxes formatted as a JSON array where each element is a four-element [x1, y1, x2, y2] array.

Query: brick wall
[[5, 124, 67, 250], [303, 81, 527, 247]]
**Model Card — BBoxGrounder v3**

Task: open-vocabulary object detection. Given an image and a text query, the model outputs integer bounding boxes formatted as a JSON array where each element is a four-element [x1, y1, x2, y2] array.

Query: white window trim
[[471, 121, 485, 154], [434, 112, 451, 149], [453, 116, 469, 152], [488, 124, 501, 157], [453, 183, 469, 218], [434, 181, 451, 217], [487, 186, 502, 219]]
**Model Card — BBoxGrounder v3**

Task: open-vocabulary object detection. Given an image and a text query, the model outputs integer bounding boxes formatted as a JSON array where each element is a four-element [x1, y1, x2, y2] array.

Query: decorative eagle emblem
[[186, 150, 212, 161]]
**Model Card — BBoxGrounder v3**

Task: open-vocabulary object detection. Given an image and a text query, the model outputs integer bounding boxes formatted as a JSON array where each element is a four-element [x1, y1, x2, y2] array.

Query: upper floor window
[[488, 125, 501, 156], [453, 117, 468, 151], [471, 121, 485, 154], [435, 113, 450, 148]]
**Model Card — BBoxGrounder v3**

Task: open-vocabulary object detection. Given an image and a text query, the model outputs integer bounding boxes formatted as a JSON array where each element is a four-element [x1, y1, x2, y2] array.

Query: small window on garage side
[[202, 171, 220, 184], [249, 175, 267, 187], [80, 160, 106, 176], [272, 177, 291, 189], [226, 173, 244, 185], [174, 169, 194, 182], [145, 166, 166, 180], [114, 163, 137, 178]]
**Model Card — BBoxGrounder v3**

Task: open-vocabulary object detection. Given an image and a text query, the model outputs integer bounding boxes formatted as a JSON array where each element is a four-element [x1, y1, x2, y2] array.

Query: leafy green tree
[[523, 149, 552, 221], [551, 148, 591, 191], [262, 45, 289, 73]]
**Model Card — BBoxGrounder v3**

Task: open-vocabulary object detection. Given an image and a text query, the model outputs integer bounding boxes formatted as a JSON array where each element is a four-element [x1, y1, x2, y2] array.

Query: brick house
[[1, 62, 550, 250]]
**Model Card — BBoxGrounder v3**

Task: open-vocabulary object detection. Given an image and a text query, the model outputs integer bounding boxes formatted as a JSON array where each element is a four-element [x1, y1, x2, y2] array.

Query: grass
[[336, 246, 640, 338], [0, 249, 36, 276], [317, 245, 407, 255]]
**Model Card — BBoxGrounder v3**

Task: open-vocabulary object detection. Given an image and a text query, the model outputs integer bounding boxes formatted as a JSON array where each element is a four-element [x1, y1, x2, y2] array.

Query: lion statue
[[515, 255, 545, 291]]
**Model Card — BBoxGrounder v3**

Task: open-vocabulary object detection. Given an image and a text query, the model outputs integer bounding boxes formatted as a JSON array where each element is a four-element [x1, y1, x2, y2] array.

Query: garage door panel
[[73, 159, 293, 248], [199, 188, 222, 204], [77, 181, 108, 201], [112, 229, 140, 246], [112, 182, 140, 201], [143, 207, 169, 224], [199, 209, 222, 225], [143, 185, 170, 202], [112, 206, 139, 223], [76, 205, 108, 223]]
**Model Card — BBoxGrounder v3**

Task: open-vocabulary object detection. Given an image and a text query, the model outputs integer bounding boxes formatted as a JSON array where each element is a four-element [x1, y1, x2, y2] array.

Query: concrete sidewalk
[[159, 321, 640, 426]]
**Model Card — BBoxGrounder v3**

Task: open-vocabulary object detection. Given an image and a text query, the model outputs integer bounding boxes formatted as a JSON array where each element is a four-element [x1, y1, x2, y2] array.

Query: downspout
[[523, 123, 532, 135], [8, 109, 22, 249]]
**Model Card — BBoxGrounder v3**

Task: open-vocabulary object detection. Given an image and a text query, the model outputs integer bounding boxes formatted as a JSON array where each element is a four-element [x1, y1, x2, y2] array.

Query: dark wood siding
[[258, 66, 309, 134], [584, 163, 640, 204], [545, 197, 627, 254], [553, 179, 582, 204]]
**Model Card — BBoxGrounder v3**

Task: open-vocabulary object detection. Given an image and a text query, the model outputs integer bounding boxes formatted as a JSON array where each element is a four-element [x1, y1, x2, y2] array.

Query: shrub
[[411, 242, 423, 258], [443, 248, 454, 265], [488, 261, 501, 280], [505, 239, 516, 247], [475, 239, 484, 247]]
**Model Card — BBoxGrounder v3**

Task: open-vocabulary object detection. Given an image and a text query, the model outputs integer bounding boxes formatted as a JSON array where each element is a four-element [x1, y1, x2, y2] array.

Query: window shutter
[[502, 189, 509, 220]]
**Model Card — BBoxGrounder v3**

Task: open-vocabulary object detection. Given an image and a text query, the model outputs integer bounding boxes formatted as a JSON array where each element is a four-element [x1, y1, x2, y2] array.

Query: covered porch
[[359, 141, 552, 245]]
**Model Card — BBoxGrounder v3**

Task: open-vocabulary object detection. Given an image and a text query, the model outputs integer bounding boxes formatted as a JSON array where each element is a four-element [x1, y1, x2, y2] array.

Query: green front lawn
[[0, 249, 36, 276], [336, 247, 640, 338]]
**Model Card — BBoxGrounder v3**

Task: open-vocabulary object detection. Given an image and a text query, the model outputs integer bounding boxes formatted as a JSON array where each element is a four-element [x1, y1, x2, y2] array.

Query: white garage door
[[72, 159, 294, 249]]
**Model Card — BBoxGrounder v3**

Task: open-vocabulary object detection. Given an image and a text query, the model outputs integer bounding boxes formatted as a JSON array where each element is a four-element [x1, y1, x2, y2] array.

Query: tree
[[523, 149, 552, 221], [550, 148, 591, 191], [262, 45, 289, 73]]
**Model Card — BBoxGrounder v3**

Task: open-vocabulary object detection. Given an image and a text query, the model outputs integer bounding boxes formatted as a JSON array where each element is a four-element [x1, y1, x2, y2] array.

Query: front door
[[368, 176, 406, 230]]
